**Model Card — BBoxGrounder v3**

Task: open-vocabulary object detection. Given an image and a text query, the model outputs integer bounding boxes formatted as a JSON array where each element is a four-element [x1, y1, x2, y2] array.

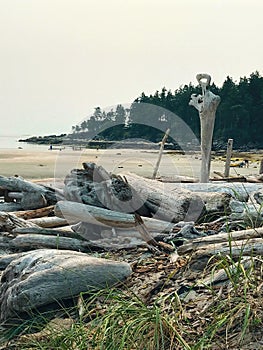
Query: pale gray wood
[[224, 138, 233, 178], [0, 249, 131, 322], [55, 200, 174, 232], [121, 172, 205, 222], [178, 227, 263, 254], [189, 74, 221, 182], [152, 128, 170, 179]]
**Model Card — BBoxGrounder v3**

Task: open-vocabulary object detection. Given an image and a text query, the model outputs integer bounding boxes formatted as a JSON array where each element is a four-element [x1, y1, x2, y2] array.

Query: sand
[[0, 147, 261, 184]]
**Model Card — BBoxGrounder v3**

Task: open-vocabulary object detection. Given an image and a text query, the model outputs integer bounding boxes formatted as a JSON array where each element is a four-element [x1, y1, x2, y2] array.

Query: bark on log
[[12, 205, 55, 220], [178, 227, 263, 254], [0, 249, 131, 322], [55, 201, 174, 233]]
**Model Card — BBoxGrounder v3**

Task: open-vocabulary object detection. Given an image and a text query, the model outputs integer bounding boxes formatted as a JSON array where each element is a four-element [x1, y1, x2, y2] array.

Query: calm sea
[[0, 135, 50, 151]]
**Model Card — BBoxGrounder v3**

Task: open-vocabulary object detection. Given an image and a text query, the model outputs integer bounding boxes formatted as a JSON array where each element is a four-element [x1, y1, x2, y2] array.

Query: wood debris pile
[[0, 162, 263, 346]]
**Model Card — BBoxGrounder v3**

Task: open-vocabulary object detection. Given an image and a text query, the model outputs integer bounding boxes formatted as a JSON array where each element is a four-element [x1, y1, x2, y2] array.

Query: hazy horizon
[[1, 0, 262, 136]]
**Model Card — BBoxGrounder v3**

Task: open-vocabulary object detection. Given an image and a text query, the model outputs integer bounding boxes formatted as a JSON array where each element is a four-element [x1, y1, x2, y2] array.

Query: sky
[[0, 0, 262, 136]]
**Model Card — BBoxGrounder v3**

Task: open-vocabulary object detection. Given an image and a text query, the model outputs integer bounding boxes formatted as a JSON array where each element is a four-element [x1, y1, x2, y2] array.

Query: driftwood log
[[178, 227, 263, 255], [0, 249, 131, 322], [55, 200, 174, 234], [0, 175, 57, 210], [122, 173, 231, 222], [12, 205, 55, 220]]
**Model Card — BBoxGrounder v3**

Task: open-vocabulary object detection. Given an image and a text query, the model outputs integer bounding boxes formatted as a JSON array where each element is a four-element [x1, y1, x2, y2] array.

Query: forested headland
[[68, 71, 263, 150], [21, 72, 263, 151]]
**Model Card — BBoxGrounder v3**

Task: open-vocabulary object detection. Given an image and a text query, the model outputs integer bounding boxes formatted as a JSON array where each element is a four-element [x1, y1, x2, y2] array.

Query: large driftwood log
[[178, 227, 263, 254], [0, 175, 57, 210], [55, 201, 174, 233], [0, 249, 131, 322], [63, 165, 151, 217], [122, 173, 231, 222]]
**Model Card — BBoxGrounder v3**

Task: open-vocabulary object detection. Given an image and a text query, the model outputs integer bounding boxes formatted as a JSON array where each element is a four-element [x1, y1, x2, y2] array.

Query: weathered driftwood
[[28, 216, 69, 228], [12, 205, 55, 220], [190, 237, 263, 262], [189, 74, 220, 183], [0, 211, 38, 233], [55, 201, 174, 233], [178, 183, 263, 201], [178, 227, 263, 255], [12, 227, 80, 239], [9, 234, 91, 251], [63, 165, 151, 217], [0, 175, 57, 209], [123, 173, 231, 221], [0, 249, 131, 322], [121, 173, 205, 222], [152, 128, 170, 179], [0, 202, 23, 212]]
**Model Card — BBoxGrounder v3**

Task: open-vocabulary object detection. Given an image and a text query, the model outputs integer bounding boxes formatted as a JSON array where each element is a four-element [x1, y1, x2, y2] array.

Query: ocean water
[[0, 135, 50, 151]]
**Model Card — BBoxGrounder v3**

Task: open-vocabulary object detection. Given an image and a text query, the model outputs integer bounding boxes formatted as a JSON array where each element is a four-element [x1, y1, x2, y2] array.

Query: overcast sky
[[0, 0, 262, 136]]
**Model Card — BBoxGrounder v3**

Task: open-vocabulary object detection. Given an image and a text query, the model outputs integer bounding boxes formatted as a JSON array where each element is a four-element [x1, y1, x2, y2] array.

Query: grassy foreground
[[2, 246, 263, 350]]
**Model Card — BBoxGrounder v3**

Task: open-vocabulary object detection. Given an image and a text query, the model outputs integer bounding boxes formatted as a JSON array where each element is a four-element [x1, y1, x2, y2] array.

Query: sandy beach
[[0, 147, 262, 184]]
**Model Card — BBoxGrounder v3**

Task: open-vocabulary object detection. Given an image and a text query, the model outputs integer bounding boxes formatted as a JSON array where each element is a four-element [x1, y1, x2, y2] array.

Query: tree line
[[70, 71, 263, 149]]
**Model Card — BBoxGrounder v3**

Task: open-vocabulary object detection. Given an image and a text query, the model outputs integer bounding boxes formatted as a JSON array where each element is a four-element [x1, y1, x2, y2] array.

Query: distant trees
[[70, 71, 263, 149]]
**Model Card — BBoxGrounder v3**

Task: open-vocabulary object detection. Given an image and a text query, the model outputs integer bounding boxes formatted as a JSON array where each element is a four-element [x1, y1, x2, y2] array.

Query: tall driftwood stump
[[189, 74, 221, 183]]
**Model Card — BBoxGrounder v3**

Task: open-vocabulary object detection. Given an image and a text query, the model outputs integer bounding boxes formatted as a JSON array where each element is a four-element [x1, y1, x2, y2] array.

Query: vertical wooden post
[[189, 74, 220, 182], [224, 138, 233, 178], [259, 159, 263, 174], [152, 128, 170, 179]]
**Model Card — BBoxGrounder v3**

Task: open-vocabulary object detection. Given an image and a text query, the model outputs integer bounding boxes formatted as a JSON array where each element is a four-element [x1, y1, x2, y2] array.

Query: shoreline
[[0, 148, 262, 181]]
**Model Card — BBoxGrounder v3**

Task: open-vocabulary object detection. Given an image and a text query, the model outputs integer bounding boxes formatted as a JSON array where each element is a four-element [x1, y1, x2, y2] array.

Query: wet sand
[[0, 147, 261, 184]]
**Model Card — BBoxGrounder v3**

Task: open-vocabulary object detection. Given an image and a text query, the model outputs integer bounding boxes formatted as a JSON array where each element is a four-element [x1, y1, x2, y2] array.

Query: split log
[[121, 173, 204, 222], [55, 201, 174, 233], [0, 249, 131, 322], [0, 211, 38, 233], [12, 205, 55, 220], [122, 173, 231, 222], [178, 227, 263, 255]]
